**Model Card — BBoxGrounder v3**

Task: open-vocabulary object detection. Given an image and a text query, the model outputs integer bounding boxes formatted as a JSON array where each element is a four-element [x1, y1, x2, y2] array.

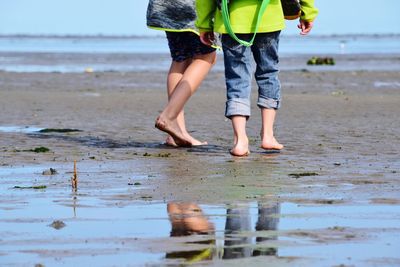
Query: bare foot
[[183, 133, 207, 146], [155, 116, 192, 147], [165, 134, 206, 147], [261, 136, 283, 150], [164, 136, 178, 147], [230, 137, 250, 157]]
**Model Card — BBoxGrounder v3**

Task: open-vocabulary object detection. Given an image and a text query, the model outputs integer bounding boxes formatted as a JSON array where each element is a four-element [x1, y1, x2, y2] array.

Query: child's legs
[[161, 54, 215, 146], [163, 31, 216, 121], [163, 51, 216, 121], [157, 31, 216, 146], [222, 34, 255, 155], [231, 116, 249, 155], [261, 108, 277, 139], [251, 31, 281, 110], [222, 34, 253, 119], [252, 32, 283, 150], [260, 109, 283, 150], [167, 59, 191, 134], [167, 59, 191, 98]]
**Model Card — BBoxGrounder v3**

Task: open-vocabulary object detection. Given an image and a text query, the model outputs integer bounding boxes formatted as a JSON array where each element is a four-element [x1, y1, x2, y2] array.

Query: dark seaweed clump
[[14, 185, 47, 189], [289, 172, 319, 178], [29, 147, 50, 153], [14, 146, 50, 153], [48, 220, 66, 230], [39, 128, 82, 133]]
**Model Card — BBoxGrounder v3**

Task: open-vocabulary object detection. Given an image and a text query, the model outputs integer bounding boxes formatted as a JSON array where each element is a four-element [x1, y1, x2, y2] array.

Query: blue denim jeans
[[222, 31, 281, 118]]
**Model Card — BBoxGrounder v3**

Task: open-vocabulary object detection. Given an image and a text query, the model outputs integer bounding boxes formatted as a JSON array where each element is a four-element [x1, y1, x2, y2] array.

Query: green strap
[[221, 0, 270, 47]]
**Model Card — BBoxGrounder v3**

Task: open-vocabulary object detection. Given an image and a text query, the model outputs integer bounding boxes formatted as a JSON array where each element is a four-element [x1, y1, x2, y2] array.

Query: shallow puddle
[[1, 165, 399, 266], [0, 126, 43, 134]]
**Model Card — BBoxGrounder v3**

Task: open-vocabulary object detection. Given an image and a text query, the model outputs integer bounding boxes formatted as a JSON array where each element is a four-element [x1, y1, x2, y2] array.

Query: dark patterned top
[[146, 0, 197, 31]]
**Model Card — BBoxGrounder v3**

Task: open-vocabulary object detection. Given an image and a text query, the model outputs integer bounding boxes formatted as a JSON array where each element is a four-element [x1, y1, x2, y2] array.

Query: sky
[[0, 0, 399, 36]]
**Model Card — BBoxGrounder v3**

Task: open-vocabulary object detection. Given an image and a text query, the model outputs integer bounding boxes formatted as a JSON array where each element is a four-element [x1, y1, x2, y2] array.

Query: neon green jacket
[[196, 0, 318, 34]]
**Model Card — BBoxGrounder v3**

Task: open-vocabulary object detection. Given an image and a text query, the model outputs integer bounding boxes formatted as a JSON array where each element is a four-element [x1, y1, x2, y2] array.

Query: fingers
[[299, 20, 314, 35], [200, 32, 214, 46]]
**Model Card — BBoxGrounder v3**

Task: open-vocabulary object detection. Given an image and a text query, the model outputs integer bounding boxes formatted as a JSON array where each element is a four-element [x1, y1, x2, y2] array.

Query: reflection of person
[[146, 0, 217, 147], [196, 0, 318, 156], [223, 202, 280, 259], [166, 202, 215, 263], [253, 203, 280, 256], [223, 204, 252, 259]]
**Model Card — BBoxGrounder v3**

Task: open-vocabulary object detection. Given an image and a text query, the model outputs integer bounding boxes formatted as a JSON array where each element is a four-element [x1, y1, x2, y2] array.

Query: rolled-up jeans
[[222, 31, 281, 118]]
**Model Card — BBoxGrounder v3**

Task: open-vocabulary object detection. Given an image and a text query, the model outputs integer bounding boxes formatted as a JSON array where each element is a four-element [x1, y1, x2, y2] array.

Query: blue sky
[[0, 0, 399, 36]]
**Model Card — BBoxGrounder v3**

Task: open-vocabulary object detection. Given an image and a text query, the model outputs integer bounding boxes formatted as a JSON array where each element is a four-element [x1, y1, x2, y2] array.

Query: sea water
[[0, 35, 399, 73], [1, 35, 400, 54]]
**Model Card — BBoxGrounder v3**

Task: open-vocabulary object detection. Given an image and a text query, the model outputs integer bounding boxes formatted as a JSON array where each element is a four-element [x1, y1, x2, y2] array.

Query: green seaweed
[[14, 146, 50, 153], [29, 147, 50, 153], [307, 56, 335, 65]]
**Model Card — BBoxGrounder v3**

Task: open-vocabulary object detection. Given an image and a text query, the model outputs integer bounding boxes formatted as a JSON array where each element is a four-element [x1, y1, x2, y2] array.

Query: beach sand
[[1, 54, 400, 266]]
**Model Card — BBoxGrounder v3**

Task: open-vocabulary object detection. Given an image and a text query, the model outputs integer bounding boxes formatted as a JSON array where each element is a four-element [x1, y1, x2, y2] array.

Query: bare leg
[[164, 60, 190, 147], [260, 108, 283, 150], [156, 52, 216, 146], [169, 67, 206, 146], [230, 116, 250, 157]]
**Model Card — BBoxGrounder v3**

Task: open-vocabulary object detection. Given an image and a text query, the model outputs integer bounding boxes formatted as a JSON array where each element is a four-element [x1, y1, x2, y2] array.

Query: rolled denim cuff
[[257, 96, 281, 110], [225, 98, 251, 118]]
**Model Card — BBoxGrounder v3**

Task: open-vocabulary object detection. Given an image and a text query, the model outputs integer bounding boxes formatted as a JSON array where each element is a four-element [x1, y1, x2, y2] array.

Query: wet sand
[[1, 54, 400, 266]]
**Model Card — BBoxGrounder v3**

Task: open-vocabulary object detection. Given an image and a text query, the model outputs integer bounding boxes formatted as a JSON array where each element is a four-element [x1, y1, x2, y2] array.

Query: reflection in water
[[72, 195, 77, 218], [224, 202, 280, 259], [166, 201, 280, 263], [160, 148, 281, 262], [223, 203, 252, 259], [166, 202, 215, 263], [253, 203, 280, 256]]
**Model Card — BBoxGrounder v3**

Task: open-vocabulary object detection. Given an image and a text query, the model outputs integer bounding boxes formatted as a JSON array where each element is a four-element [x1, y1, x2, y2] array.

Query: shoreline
[[1, 52, 400, 73]]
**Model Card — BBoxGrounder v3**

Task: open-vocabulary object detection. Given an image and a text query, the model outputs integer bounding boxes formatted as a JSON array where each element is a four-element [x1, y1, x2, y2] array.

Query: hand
[[297, 19, 314, 35], [200, 31, 215, 46]]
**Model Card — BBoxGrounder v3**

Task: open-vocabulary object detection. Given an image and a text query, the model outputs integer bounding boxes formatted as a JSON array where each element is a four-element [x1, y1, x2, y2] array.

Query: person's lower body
[[223, 204, 252, 259], [222, 31, 283, 156], [155, 31, 216, 147], [253, 202, 280, 256]]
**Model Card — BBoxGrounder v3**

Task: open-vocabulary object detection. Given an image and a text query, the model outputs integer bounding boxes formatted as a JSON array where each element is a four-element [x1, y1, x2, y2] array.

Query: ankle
[[261, 134, 274, 142], [235, 135, 249, 145], [231, 136, 249, 154], [261, 136, 283, 150]]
